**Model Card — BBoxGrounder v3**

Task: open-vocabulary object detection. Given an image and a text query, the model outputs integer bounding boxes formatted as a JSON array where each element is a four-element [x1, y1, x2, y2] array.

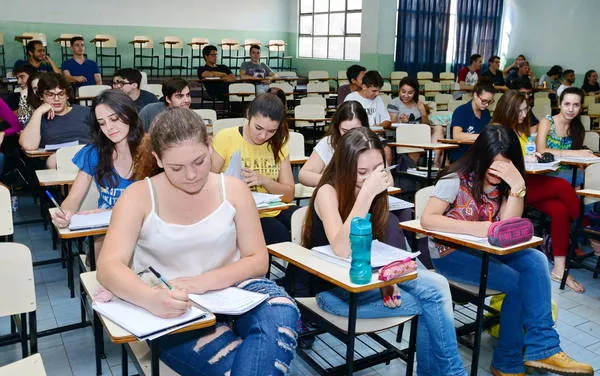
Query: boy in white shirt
[[344, 70, 391, 129]]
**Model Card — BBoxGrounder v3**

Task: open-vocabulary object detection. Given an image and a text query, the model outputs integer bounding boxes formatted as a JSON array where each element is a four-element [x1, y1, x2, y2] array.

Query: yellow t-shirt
[[518, 132, 528, 156], [213, 126, 288, 218]]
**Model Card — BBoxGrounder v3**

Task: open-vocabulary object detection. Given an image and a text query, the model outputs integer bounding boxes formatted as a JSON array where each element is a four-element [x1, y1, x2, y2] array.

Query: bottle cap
[[350, 214, 372, 236]]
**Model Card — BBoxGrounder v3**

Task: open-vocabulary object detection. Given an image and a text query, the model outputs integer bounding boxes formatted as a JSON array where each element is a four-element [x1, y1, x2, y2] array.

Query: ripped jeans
[[160, 278, 300, 376]]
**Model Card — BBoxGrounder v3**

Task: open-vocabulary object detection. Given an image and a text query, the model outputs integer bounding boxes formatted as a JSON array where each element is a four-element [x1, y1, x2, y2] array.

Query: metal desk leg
[[426, 149, 434, 185], [29, 311, 37, 354], [345, 292, 358, 375], [571, 166, 578, 187], [121, 344, 128, 376], [94, 311, 104, 375], [471, 253, 490, 376], [151, 338, 161, 376], [67, 240, 75, 298]]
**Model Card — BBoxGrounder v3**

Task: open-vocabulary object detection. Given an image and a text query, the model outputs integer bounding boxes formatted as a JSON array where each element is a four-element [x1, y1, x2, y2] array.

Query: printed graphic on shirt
[[99, 186, 127, 209]]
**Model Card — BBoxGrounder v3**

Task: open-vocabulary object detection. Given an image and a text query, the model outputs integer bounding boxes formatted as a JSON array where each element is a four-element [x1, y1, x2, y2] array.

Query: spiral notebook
[[189, 287, 268, 315], [69, 211, 112, 231]]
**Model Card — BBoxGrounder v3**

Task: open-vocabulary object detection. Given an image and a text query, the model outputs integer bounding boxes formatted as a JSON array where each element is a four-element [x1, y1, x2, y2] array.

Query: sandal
[[550, 272, 585, 293], [590, 239, 600, 257]]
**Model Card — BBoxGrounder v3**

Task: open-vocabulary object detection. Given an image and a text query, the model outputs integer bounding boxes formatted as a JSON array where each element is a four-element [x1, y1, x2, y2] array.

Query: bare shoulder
[[315, 183, 337, 203], [223, 175, 253, 203], [116, 179, 152, 214]]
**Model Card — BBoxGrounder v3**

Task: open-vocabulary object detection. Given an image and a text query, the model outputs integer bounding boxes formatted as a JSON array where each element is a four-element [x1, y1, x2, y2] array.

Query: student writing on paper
[[491, 91, 586, 292], [298, 127, 467, 376], [51, 90, 143, 258], [97, 108, 298, 376], [211, 94, 297, 245], [19, 72, 92, 168], [536, 87, 593, 187], [421, 126, 592, 376]]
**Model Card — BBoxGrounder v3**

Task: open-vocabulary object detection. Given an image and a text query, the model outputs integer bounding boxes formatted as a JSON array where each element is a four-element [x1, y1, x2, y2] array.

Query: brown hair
[[491, 90, 530, 136], [133, 108, 208, 179], [327, 100, 369, 151], [559, 87, 585, 149], [246, 93, 288, 163], [301, 127, 388, 248]]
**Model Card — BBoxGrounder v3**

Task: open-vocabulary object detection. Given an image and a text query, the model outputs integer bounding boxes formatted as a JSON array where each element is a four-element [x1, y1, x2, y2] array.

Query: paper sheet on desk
[[388, 196, 414, 211], [69, 211, 112, 230], [312, 240, 420, 268], [189, 287, 268, 315], [557, 156, 600, 163], [252, 192, 284, 208], [224, 151, 242, 180], [44, 140, 79, 151], [525, 161, 560, 172], [431, 230, 489, 244]]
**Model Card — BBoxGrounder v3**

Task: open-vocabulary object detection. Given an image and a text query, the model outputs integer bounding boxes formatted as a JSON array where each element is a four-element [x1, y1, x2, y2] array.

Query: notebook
[[44, 140, 79, 151], [189, 287, 268, 315], [311, 240, 420, 269], [388, 196, 414, 211], [525, 161, 560, 172], [252, 192, 284, 208], [92, 297, 208, 340], [69, 211, 112, 231]]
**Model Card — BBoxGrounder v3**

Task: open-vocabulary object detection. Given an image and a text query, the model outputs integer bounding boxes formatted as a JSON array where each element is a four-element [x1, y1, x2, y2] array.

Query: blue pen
[[148, 266, 173, 290], [44, 190, 65, 215]]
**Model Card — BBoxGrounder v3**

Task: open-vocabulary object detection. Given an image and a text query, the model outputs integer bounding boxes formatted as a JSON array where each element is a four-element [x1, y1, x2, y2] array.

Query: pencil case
[[378, 258, 417, 281], [487, 217, 533, 247]]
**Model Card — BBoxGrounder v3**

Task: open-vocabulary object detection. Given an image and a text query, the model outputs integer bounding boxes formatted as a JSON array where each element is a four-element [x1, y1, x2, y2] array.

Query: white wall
[[0, 0, 292, 32], [504, 0, 600, 73]]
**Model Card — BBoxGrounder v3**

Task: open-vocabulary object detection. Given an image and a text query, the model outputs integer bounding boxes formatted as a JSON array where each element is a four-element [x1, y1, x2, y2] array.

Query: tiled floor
[[1, 196, 600, 375]]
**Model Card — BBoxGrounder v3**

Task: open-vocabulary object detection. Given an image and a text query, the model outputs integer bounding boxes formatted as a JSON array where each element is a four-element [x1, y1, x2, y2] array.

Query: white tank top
[[131, 174, 240, 280]]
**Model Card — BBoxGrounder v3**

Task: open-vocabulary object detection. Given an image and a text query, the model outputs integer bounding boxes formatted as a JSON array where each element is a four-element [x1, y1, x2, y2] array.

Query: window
[[298, 0, 362, 60]]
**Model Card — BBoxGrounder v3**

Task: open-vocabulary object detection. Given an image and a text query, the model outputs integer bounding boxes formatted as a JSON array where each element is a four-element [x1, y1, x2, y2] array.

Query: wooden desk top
[[188, 41, 208, 46], [15, 35, 34, 42], [35, 169, 77, 186], [24, 149, 53, 158], [288, 117, 331, 123], [268, 242, 417, 293], [90, 37, 109, 43], [159, 41, 180, 45], [290, 156, 309, 165], [227, 92, 256, 97], [557, 158, 600, 168], [399, 219, 542, 255], [525, 168, 558, 175], [387, 186, 402, 195], [387, 142, 458, 150], [438, 138, 474, 145], [576, 189, 600, 198], [80, 271, 216, 343], [257, 202, 294, 214], [129, 39, 150, 44]]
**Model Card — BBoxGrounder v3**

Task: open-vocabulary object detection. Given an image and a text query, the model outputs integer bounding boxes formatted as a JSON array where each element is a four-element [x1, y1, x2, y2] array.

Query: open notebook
[[69, 211, 112, 231], [252, 192, 284, 208], [44, 140, 79, 151], [92, 297, 208, 340], [189, 287, 268, 315], [312, 240, 420, 269]]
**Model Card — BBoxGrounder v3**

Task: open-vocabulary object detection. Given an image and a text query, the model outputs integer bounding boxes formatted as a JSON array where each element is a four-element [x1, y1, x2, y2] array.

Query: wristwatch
[[509, 186, 527, 198]]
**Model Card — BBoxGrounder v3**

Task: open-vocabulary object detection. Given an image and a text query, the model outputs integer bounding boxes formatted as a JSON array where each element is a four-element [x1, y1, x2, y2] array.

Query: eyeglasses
[[43, 90, 67, 99], [112, 80, 131, 87], [208, 53, 218, 57], [478, 96, 495, 106]]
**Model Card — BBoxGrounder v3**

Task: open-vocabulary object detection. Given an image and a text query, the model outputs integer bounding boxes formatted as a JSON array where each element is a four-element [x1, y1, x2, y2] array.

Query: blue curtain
[[451, 0, 504, 73], [395, 0, 452, 77]]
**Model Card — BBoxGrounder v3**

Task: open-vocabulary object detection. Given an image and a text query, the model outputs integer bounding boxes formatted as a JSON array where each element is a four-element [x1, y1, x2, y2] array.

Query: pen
[[385, 164, 398, 171], [44, 190, 65, 215], [148, 266, 173, 290]]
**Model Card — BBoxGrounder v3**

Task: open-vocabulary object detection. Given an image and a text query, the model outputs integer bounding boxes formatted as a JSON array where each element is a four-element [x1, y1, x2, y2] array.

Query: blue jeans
[[317, 268, 466, 376], [160, 278, 300, 376], [432, 248, 562, 374]]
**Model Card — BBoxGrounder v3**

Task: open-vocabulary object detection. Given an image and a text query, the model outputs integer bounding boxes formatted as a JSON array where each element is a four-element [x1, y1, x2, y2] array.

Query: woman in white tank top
[[97, 108, 299, 376]]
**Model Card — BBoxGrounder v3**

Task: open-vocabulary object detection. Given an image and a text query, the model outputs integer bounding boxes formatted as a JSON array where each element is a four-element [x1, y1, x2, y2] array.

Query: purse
[[487, 217, 534, 247], [378, 258, 417, 281]]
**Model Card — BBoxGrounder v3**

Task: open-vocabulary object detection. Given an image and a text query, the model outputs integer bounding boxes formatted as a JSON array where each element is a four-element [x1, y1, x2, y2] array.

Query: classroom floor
[[1, 195, 600, 375]]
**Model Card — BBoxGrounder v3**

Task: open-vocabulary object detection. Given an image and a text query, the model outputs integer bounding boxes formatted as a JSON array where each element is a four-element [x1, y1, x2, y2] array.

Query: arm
[[246, 157, 294, 202], [45, 55, 61, 74], [50, 171, 93, 227], [211, 150, 226, 172], [169, 177, 269, 293], [421, 196, 491, 237], [0, 99, 21, 136], [94, 73, 103, 85], [418, 102, 429, 124], [96, 181, 191, 318], [452, 126, 479, 142], [489, 161, 525, 219], [19, 103, 53, 150], [298, 151, 326, 187], [376, 98, 392, 129], [62, 69, 86, 84], [535, 118, 595, 157], [239, 67, 253, 80]]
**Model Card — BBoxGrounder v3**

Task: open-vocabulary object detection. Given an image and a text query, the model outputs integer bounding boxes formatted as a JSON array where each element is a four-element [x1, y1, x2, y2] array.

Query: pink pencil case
[[487, 217, 534, 247], [378, 258, 417, 281]]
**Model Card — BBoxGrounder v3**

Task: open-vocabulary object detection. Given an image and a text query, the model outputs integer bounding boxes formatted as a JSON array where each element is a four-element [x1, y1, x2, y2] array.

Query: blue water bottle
[[349, 214, 373, 284]]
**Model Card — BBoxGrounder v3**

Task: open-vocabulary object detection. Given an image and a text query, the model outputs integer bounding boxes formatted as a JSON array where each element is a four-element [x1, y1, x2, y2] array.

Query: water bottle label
[[525, 143, 536, 154]]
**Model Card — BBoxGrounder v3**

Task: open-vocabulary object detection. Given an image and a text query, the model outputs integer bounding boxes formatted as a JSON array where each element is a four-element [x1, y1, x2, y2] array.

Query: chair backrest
[[145, 84, 163, 99], [306, 81, 330, 96], [381, 81, 392, 93], [337, 70, 349, 87], [79, 181, 100, 212], [288, 131, 305, 159], [192, 109, 217, 125], [190, 37, 209, 50], [21, 32, 47, 46], [78, 84, 111, 104], [395, 124, 430, 153], [308, 70, 329, 80], [0, 353, 47, 376], [448, 99, 468, 112], [581, 115, 591, 131], [380, 93, 392, 107], [583, 95, 596, 109], [0, 185, 13, 237], [534, 91, 548, 100], [417, 71, 433, 80], [295, 104, 325, 118], [0, 33, 4, 46], [269, 81, 294, 101], [532, 99, 551, 120], [228, 83, 256, 102], [584, 163, 600, 205], [212, 118, 246, 136], [94, 34, 117, 48], [133, 35, 154, 48], [291, 206, 308, 245], [424, 81, 441, 93], [587, 103, 600, 117], [439, 72, 455, 81], [390, 71, 408, 86], [300, 96, 326, 107], [267, 40, 286, 52], [244, 39, 262, 53], [57, 33, 82, 47], [56, 144, 86, 172], [163, 36, 184, 49], [139, 71, 148, 89], [220, 38, 240, 52], [276, 71, 298, 88], [0, 243, 36, 316], [414, 186, 434, 219], [583, 131, 599, 151], [434, 93, 452, 105]]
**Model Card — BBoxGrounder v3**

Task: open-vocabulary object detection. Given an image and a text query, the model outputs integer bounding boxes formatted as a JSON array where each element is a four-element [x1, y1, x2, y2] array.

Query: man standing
[[337, 64, 366, 105], [481, 55, 507, 90], [139, 77, 191, 131], [556, 69, 575, 97], [240, 45, 277, 93], [112, 68, 158, 111], [61, 36, 102, 89], [197, 45, 235, 100], [13, 40, 60, 73]]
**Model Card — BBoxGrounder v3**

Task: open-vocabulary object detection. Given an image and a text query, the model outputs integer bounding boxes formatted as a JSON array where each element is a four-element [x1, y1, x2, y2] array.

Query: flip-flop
[[551, 272, 585, 293]]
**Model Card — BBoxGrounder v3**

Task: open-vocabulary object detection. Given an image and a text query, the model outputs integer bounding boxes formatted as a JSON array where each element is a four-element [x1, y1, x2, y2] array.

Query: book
[[388, 196, 414, 211], [92, 297, 208, 340], [44, 140, 79, 151], [525, 161, 560, 172], [189, 287, 268, 315], [69, 211, 112, 231], [252, 192, 284, 208], [311, 240, 420, 269]]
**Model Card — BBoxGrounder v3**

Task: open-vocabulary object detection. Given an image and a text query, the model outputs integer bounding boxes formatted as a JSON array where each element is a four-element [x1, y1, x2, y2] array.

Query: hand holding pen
[[144, 266, 190, 318], [45, 190, 73, 229]]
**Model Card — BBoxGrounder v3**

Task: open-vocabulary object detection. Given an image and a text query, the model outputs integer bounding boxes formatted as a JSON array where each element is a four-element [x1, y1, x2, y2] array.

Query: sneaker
[[296, 320, 315, 350], [524, 352, 593, 376]]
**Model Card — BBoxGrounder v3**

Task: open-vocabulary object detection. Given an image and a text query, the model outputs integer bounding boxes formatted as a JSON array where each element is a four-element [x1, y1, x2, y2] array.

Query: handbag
[[487, 217, 534, 247]]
